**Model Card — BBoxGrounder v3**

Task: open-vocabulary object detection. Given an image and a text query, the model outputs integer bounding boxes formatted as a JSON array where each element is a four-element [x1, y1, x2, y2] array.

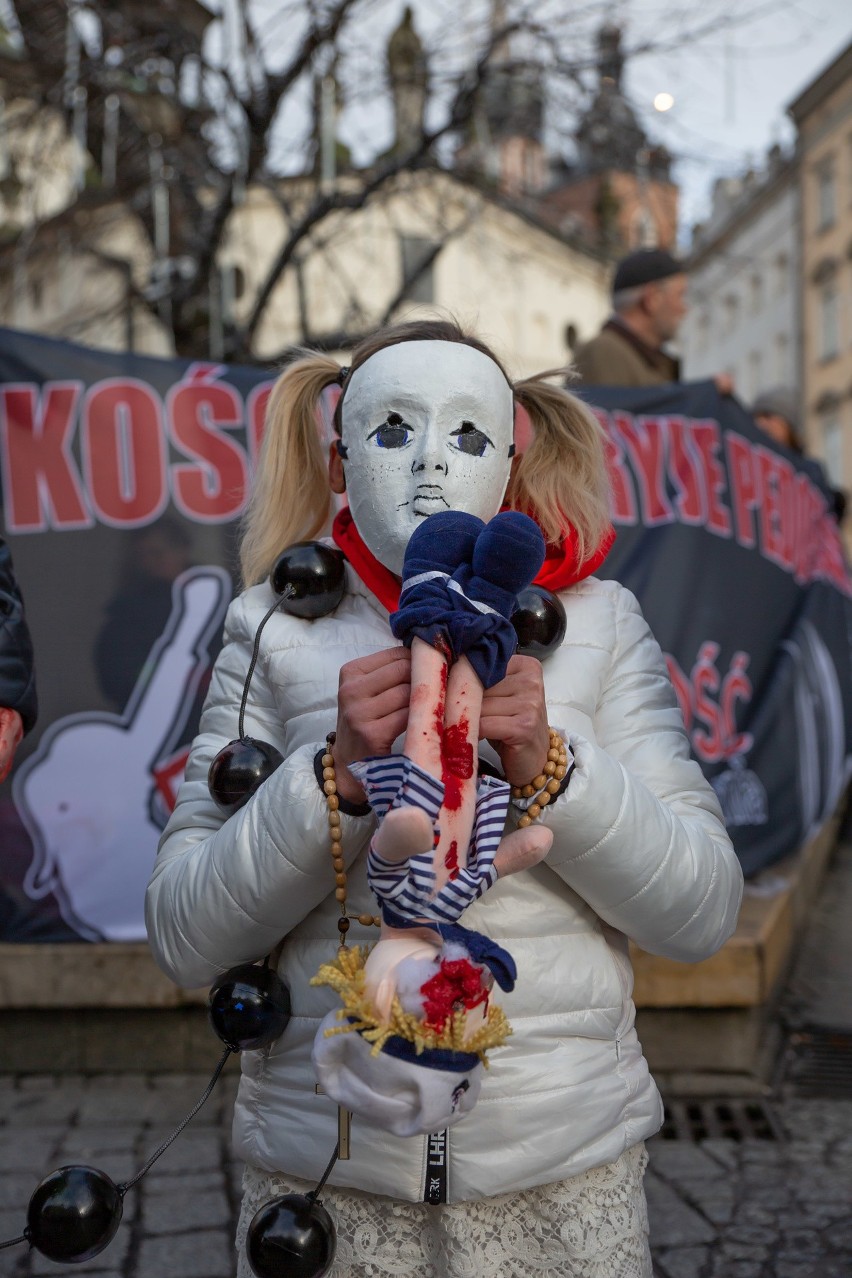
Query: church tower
[[387, 6, 428, 155], [454, 0, 548, 198], [541, 23, 678, 253]]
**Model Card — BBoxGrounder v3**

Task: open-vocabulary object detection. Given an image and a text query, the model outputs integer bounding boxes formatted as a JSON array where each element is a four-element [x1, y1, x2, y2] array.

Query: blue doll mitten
[[389, 511, 483, 656], [390, 510, 546, 688], [449, 511, 546, 687]]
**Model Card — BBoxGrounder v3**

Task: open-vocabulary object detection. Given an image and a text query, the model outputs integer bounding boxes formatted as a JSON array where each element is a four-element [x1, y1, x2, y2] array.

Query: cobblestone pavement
[[650, 832, 852, 1278], [1, 843, 851, 1278], [0, 1069, 243, 1278], [646, 1097, 852, 1277], [1, 1072, 850, 1278]]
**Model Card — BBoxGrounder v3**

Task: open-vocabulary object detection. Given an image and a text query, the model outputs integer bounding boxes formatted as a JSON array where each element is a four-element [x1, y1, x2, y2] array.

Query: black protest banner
[[581, 380, 851, 877], [0, 328, 849, 940], [0, 329, 274, 941]]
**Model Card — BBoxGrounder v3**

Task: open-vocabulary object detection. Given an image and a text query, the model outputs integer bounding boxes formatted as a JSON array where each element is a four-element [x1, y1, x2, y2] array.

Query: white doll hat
[[312, 1011, 483, 1138], [310, 942, 513, 1138]]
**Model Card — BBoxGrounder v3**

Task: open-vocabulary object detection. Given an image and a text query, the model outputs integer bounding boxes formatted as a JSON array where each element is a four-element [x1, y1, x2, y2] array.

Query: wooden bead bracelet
[[510, 728, 570, 827]]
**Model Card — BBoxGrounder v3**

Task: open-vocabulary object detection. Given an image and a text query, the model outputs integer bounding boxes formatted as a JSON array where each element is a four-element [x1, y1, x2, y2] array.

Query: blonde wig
[[240, 320, 611, 586], [509, 371, 611, 564], [240, 350, 341, 586]]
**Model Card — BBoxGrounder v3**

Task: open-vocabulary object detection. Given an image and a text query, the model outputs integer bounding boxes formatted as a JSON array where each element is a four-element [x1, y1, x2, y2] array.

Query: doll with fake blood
[[147, 321, 742, 1278], [371, 507, 555, 907], [311, 508, 556, 1133]]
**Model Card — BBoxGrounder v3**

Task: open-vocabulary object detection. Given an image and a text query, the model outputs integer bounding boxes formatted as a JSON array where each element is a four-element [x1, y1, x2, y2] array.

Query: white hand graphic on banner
[[14, 567, 231, 941]]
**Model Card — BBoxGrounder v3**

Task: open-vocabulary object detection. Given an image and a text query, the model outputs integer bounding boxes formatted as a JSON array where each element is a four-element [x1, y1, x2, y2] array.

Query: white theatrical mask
[[339, 341, 514, 575]]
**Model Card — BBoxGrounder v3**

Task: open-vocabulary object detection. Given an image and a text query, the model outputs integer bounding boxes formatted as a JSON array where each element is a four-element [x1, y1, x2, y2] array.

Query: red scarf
[[332, 507, 615, 613]]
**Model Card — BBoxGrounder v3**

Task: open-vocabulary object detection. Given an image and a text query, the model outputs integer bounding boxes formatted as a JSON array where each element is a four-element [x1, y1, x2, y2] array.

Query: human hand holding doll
[[331, 648, 412, 805], [480, 654, 550, 786], [332, 648, 550, 802]]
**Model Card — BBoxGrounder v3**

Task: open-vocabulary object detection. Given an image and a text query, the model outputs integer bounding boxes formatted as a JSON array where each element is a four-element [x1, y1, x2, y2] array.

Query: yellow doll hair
[[311, 945, 512, 1061]]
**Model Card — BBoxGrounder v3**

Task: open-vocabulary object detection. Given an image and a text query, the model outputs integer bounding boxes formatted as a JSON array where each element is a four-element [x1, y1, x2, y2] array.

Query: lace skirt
[[235, 1143, 651, 1278]]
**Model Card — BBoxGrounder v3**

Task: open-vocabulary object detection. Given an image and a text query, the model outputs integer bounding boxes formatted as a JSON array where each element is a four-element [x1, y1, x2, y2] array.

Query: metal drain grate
[[782, 1027, 852, 1099], [660, 1097, 782, 1142]]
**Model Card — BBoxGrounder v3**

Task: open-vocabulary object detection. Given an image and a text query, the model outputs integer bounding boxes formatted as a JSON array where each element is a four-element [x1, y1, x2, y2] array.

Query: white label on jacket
[[424, 1128, 449, 1204]]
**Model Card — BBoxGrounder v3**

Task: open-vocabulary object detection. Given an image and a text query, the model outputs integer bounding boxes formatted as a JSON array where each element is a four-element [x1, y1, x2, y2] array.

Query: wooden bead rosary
[[321, 733, 382, 944]]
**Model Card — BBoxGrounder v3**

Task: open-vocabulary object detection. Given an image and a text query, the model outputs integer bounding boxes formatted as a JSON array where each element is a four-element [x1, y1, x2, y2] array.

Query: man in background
[[574, 248, 733, 394]]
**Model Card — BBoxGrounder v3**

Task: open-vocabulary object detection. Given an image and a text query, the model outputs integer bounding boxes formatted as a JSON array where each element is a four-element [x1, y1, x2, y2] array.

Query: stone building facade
[[681, 151, 800, 408], [788, 40, 852, 498]]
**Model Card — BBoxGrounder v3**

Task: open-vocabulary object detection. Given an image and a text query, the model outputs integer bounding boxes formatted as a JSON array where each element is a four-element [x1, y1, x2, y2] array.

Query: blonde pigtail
[[240, 352, 342, 587], [508, 373, 611, 564]]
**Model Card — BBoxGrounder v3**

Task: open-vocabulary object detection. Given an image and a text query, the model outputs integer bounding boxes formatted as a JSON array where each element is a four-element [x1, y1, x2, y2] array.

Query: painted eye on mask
[[450, 421, 493, 457], [367, 412, 412, 449]]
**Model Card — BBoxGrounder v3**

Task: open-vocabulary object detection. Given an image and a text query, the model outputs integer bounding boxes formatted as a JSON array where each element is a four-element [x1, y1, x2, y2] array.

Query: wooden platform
[[631, 810, 842, 1010], [0, 937, 207, 1011], [632, 811, 843, 1087]]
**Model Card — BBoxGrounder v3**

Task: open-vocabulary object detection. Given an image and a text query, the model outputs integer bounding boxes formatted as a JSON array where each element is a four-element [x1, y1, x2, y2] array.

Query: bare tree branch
[[0, 0, 773, 359]]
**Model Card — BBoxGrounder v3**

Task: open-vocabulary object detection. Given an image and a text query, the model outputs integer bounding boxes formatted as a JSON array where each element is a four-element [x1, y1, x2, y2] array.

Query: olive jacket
[[573, 319, 680, 388]]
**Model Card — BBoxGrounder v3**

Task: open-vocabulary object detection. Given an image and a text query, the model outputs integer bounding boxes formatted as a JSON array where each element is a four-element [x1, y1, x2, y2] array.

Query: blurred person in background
[[752, 387, 804, 453], [95, 517, 195, 712], [752, 387, 846, 525], [573, 248, 733, 395]]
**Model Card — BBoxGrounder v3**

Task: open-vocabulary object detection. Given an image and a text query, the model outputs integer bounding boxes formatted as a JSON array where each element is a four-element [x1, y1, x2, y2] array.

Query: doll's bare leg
[[403, 637, 448, 776], [371, 637, 447, 865], [432, 655, 481, 896]]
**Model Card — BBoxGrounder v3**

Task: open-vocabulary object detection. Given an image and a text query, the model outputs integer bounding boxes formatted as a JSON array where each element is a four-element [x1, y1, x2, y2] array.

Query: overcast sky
[[219, 0, 851, 243], [340, 0, 852, 243], [617, 0, 852, 239]]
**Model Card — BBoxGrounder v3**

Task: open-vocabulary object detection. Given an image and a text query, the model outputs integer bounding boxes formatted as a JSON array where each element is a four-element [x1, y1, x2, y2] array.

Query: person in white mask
[[147, 319, 742, 1278]]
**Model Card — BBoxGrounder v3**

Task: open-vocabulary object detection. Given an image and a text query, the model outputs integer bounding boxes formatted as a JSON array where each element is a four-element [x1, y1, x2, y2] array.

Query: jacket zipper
[[608, 938, 632, 1065]]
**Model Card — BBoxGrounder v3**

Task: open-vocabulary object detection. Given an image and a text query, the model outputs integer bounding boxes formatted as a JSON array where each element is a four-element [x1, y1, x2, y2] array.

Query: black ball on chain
[[271, 543, 346, 619], [246, 1193, 336, 1278], [208, 962, 291, 1051], [208, 737, 284, 815], [207, 541, 344, 814], [27, 1165, 123, 1263], [511, 585, 567, 659]]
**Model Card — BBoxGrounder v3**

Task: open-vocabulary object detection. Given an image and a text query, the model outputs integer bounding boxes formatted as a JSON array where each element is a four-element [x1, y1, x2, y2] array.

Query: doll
[[312, 508, 558, 1135]]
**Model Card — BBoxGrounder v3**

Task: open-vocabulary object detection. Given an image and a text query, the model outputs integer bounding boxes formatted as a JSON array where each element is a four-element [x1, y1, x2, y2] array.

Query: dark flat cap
[[612, 249, 684, 294]]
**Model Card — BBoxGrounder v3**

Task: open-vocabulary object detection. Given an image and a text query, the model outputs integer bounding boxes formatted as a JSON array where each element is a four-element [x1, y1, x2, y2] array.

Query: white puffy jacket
[[146, 562, 742, 1203]]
